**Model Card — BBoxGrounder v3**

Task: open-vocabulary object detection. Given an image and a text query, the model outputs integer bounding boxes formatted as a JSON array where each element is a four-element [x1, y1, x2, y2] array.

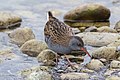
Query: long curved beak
[[80, 47, 91, 58]]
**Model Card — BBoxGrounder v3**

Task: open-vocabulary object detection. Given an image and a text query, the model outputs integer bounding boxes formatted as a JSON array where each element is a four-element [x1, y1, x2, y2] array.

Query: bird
[[44, 11, 91, 67]]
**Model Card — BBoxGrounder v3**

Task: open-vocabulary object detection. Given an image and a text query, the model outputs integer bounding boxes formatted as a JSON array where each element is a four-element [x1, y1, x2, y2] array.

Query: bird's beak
[[80, 47, 91, 58]]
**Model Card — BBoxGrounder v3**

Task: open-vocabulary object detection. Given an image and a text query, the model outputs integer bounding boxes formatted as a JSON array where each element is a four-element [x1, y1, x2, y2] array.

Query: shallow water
[[0, 0, 120, 80], [0, 0, 120, 40]]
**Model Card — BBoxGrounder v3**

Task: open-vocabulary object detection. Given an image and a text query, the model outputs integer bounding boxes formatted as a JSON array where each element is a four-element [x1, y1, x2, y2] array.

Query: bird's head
[[69, 36, 91, 58]]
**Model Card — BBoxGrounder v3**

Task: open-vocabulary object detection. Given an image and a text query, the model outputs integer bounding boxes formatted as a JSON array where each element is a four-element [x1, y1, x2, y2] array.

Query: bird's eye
[[78, 44, 81, 46]]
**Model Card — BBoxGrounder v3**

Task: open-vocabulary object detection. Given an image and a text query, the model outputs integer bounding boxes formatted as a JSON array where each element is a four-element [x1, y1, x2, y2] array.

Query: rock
[[107, 40, 120, 47], [106, 76, 120, 80], [64, 3, 110, 21], [110, 60, 120, 69], [76, 32, 120, 46], [37, 49, 57, 66], [114, 20, 120, 32], [19, 66, 52, 80], [0, 12, 21, 29], [104, 69, 115, 77], [8, 27, 35, 46], [72, 28, 81, 34], [61, 72, 89, 80], [81, 68, 94, 73], [118, 57, 120, 61], [86, 59, 104, 70], [27, 70, 52, 80], [92, 46, 119, 60], [97, 26, 117, 33], [0, 49, 19, 62], [85, 26, 98, 32], [20, 39, 48, 57]]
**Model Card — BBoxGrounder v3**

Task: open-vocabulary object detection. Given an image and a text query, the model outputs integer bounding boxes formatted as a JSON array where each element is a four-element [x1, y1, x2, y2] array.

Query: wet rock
[[37, 49, 57, 66], [0, 49, 19, 62], [97, 26, 117, 33], [0, 12, 21, 29], [106, 75, 120, 80], [20, 39, 48, 57], [61, 72, 89, 80], [19, 66, 52, 80], [86, 59, 104, 70], [76, 32, 120, 46], [92, 46, 118, 60], [64, 3, 110, 21], [8, 27, 35, 46], [114, 20, 120, 32], [110, 60, 120, 69], [85, 26, 98, 32], [107, 40, 120, 47]]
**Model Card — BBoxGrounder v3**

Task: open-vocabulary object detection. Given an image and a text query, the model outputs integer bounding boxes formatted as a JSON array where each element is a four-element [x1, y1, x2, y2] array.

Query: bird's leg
[[55, 54, 60, 66], [64, 54, 77, 69]]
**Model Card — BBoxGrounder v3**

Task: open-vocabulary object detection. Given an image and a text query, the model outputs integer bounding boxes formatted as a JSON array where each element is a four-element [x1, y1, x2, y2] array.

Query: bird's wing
[[44, 18, 74, 47]]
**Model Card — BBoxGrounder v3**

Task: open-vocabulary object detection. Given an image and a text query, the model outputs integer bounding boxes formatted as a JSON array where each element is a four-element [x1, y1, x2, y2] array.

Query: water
[[0, 0, 120, 80], [0, 0, 119, 40]]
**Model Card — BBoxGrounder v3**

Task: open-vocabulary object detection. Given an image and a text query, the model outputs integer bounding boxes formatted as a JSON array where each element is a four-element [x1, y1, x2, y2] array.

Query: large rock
[[37, 49, 57, 66], [110, 60, 120, 69], [20, 39, 48, 57], [76, 32, 120, 46], [86, 59, 104, 70], [64, 3, 110, 21], [8, 27, 35, 46], [61, 72, 89, 80], [92, 46, 119, 60], [0, 12, 21, 29]]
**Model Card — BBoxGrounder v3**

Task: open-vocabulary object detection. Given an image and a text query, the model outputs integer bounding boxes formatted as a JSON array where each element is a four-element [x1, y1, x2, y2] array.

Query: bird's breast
[[45, 36, 72, 54]]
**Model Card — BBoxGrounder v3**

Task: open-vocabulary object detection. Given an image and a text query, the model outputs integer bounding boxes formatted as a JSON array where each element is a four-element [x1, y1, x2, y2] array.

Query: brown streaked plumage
[[44, 11, 91, 66]]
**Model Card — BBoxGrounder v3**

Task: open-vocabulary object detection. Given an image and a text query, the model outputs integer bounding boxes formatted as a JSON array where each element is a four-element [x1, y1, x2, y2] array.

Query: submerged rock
[[0, 12, 21, 29], [64, 3, 110, 21], [20, 39, 48, 57], [8, 27, 35, 46], [61, 72, 89, 80], [37, 49, 57, 66], [76, 32, 120, 46], [92, 46, 119, 60], [0, 49, 19, 63], [86, 59, 104, 70]]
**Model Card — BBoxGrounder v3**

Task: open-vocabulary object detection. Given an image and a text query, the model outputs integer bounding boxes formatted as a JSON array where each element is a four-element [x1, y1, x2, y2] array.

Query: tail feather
[[48, 11, 53, 20]]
